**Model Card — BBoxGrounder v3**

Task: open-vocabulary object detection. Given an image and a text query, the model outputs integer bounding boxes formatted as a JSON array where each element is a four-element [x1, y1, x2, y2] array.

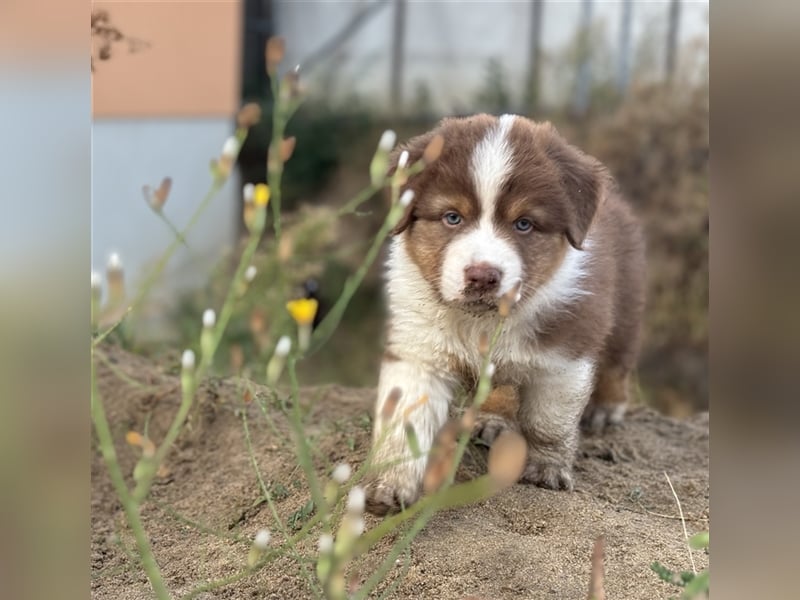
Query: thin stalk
[[353, 476, 497, 557], [286, 357, 325, 516], [131, 205, 269, 503], [156, 211, 189, 247], [242, 410, 315, 585], [91, 359, 171, 600], [336, 182, 382, 217], [445, 320, 505, 487], [306, 202, 397, 355], [130, 174, 225, 317]]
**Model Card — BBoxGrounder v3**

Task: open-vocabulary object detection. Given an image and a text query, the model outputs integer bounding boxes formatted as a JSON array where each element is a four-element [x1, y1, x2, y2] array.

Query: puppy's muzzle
[[464, 262, 503, 296]]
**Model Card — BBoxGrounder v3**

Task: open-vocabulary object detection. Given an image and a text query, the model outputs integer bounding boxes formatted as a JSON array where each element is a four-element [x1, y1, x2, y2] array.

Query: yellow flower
[[286, 298, 318, 326], [254, 183, 270, 207]]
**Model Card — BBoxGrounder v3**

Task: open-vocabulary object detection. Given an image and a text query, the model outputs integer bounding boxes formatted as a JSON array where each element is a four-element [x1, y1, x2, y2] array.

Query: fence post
[[572, 0, 593, 118], [390, 0, 407, 115], [665, 0, 681, 83], [616, 0, 633, 95], [524, 0, 544, 115]]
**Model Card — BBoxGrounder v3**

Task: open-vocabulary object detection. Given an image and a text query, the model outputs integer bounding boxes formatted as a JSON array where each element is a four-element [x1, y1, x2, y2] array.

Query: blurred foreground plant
[[91, 36, 525, 600]]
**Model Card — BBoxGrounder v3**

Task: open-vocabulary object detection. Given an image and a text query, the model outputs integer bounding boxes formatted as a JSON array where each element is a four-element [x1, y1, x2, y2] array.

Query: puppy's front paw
[[364, 471, 421, 516], [472, 412, 518, 446], [580, 401, 626, 434], [520, 458, 574, 491]]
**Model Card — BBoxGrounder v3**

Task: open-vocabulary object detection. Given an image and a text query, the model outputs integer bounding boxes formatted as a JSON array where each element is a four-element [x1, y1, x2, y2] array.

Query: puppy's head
[[390, 114, 610, 313]]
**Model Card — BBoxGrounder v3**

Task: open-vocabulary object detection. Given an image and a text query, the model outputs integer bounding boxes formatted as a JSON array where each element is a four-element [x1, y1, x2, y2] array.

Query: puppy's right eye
[[443, 211, 462, 227]]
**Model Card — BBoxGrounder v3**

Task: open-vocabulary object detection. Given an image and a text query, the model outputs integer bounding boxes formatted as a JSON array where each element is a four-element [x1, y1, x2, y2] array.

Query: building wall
[[92, 1, 242, 312]]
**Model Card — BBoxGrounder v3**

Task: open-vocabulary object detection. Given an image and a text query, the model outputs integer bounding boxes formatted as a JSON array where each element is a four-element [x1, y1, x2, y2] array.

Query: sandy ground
[[92, 344, 708, 599]]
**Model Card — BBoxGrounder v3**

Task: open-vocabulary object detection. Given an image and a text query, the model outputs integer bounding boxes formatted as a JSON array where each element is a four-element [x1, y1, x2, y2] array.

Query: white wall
[[91, 118, 238, 314]]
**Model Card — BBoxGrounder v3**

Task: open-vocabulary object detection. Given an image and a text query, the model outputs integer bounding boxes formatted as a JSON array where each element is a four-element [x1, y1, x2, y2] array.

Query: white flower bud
[[318, 533, 333, 554], [107, 252, 122, 271], [350, 516, 365, 537], [331, 463, 352, 484], [243, 183, 255, 203], [91, 271, 102, 290], [378, 129, 397, 152], [181, 349, 196, 371], [254, 528, 271, 550], [275, 335, 292, 358], [221, 136, 240, 159], [397, 150, 409, 169], [346, 486, 365, 515], [399, 189, 415, 207], [244, 265, 257, 283], [485, 362, 496, 378], [202, 308, 216, 329]]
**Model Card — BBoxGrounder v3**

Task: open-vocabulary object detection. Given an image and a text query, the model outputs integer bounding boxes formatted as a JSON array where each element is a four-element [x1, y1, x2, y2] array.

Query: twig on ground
[[664, 471, 697, 575], [587, 536, 606, 600]]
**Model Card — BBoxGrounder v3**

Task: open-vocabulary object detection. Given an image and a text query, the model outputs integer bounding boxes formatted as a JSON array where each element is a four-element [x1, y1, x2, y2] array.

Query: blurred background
[[91, 0, 708, 417]]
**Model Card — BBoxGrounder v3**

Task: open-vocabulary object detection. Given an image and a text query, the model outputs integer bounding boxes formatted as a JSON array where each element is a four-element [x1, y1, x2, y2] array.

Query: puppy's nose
[[464, 263, 502, 293]]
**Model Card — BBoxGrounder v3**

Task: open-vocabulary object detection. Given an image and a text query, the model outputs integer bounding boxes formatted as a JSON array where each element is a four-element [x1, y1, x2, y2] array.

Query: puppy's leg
[[473, 385, 520, 445], [581, 365, 631, 433], [366, 359, 452, 515], [518, 357, 596, 490]]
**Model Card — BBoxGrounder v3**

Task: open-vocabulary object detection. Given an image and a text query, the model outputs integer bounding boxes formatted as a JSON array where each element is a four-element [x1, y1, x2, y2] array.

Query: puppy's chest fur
[[384, 235, 587, 389]]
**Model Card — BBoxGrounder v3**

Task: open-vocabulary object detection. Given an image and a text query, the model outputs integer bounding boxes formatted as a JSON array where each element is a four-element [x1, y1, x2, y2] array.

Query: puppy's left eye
[[443, 211, 463, 227], [514, 218, 534, 233]]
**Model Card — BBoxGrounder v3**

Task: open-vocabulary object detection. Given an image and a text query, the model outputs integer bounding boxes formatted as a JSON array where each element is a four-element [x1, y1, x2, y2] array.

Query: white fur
[[373, 360, 453, 485], [515, 239, 594, 331], [519, 354, 596, 440], [440, 114, 522, 302], [439, 226, 523, 301], [471, 114, 516, 213], [388, 234, 592, 371]]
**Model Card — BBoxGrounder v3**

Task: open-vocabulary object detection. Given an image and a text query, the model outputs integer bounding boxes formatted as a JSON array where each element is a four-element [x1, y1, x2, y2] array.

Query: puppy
[[366, 114, 645, 515]]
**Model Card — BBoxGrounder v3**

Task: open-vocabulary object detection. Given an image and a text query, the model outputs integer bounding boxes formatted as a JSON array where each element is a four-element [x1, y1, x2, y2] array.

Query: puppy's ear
[[387, 130, 439, 235], [543, 128, 610, 250]]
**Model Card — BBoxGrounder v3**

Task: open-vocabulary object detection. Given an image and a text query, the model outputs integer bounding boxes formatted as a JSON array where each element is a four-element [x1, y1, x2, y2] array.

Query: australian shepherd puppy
[[365, 114, 646, 515]]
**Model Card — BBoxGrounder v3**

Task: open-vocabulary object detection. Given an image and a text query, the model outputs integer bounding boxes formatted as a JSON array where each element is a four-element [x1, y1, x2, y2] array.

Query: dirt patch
[[92, 344, 708, 599]]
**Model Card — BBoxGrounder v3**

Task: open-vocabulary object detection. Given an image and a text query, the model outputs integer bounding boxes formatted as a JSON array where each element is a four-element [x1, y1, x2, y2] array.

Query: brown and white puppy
[[366, 114, 645, 515]]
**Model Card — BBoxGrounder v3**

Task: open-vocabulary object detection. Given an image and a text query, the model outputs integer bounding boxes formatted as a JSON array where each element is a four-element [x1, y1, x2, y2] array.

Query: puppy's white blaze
[[440, 114, 521, 302], [470, 114, 516, 214], [439, 224, 523, 301]]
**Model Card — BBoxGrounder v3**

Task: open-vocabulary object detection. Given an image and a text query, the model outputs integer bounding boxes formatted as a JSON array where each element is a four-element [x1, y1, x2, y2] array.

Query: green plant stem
[[157, 211, 189, 247], [208, 215, 267, 364], [242, 410, 316, 588], [92, 307, 133, 346], [131, 176, 225, 318], [445, 321, 505, 487], [91, 360, 171, 600], [131, 205, 269, 503], [286, 357, 326, 517], [306, 203, 396, 355], [354, 476, 497, 557], [374, 547, 412, 600], [336, 183, 382, 217], [151, 499, 247, 544], [268, 76, 303, 244], [181, 504, 331, 599], [353, 504, 435, 600]]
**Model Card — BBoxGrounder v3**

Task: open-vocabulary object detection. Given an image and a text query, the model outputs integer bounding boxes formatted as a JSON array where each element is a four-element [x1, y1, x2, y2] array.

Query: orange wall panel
[[92, 1, 242, 117]]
